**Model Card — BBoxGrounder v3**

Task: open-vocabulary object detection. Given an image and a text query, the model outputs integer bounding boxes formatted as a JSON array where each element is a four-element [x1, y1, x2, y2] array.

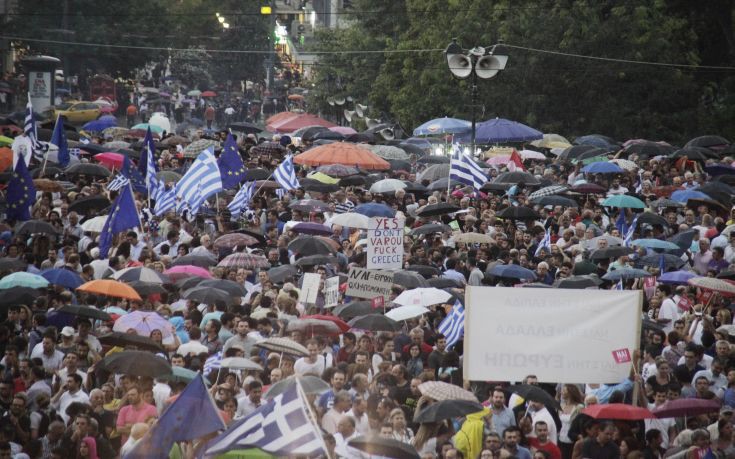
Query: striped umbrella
[[688, 277, 735, 295], [610, 158, 638, 171], [217, 253, 271, 269], [528, 185, 568, 200], [214, 233, 260, 249]]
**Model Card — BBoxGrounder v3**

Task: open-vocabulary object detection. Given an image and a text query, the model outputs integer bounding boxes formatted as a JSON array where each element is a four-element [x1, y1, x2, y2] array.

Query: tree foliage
[[310, 0, 735, 143]]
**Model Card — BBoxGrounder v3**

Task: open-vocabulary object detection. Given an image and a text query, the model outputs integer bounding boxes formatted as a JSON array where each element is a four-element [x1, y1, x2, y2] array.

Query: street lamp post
[[445, 39, 508, 157]]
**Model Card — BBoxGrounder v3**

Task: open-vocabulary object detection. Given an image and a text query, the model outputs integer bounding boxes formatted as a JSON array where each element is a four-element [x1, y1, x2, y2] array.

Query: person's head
[[67, 373, 82, 392], [491, 388, 506, 409], [74, 413, 90, 434], [389, 408, 406, 428], [645, 428, 662, 448], [534, 421, 549, 442], [79, 436, 97, 458], [379, 423, 393, 438], [691, 429, 711, 449], [597, 422, 615, 444], [334, 391, 352, 412], [653, 388, 668, 406], [484, 432, 502, 451], [171, 354, 185, 367], [306, 339, 319, 360], [126, 385, 141, 405], [331, 370, 346, 390], [336, 415, 355, 437], [503, 426, 521, 449], [248, 381, 262, 404]]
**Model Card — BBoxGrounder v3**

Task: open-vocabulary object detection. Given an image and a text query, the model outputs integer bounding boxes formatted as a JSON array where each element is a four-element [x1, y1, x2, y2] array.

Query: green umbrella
[[215, 449, 275, 459], [159, 366, 209, 385], [132, 123, 164, 134], [0, 272, 49, 289], [601, 195, 646, 209]]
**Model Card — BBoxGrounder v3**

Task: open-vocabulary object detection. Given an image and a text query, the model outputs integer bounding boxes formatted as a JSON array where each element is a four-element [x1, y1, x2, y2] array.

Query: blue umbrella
[[82, 118, 117, 132], [41, 268, 84, 289], [574, 134, 620, 151], [601, 195, 646, 209], [413, 117, 471, 136], [659, 270, 699, 285], [489, 264, 537, 281], [602, 268, 651, 281], [98, 115, 117, 123], [631, 239, 681, 251], [354, 203, 396, 218], [458, 118, 543, 144], [581, 162, 624, 174], [671, 189, 710, 203], [704, 165, 735, 176]]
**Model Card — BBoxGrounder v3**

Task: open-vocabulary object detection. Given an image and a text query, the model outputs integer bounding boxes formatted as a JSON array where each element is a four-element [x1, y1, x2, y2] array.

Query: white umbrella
[[366, 144, 409, 160], [610, 158, 638, 171], [721, 224, 735, 237], [81, 216, 108, 233], [219, 357, 263, 371], [393, 287, 452, 307], [89, 259, 109, 279], [328, 212, 370, 229], [370, 179, 407, 194], [520, 149, 546, 160], [386, 305, 429, 322], [148, 112, 172, 134], [583, 234, 624, 249]]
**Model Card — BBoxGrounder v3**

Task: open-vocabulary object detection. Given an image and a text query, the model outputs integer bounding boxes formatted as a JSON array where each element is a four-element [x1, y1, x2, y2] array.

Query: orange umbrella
[[294, 142, 390, 170], [33, 179, 64, 192], [268, 113, 336, 133], [0, 147, 12, 172], [77, 279, 142, 301], [265, 111, 299, 126]]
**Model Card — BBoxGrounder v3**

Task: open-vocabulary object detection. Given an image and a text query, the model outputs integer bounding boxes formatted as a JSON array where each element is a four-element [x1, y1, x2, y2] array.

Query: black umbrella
[[56, 304, 112, 321], [0, 287, 41, 309], [127, 281, 167, 296], [668, 229, 698, 251], [65, 163, 112, 178], [493, 171, 541, 185], [403, 181, 428, 193], [98, 332, 165, 352], [670, 148, 716, 162], [589, 246, 633, 260], [348, 436, 420, 459], [349, 314, 401, 332], [393, 270, 429, 288], [698, 182, 735, 198], [554, 275, 602, 289], [99, 350, 172, 377], [334, 301, 373, 319], [182, 286, 231, 305], [417, 155, 449, 164], [267, 265, 299, 283], [405, 265, 440, 278], [636, 212, 669, 227], [228, 121, 262, 134], [68, 196, 111, 215], [31, 166, 63, 179], [312, 130, 344, 141], [175, 276, 205, 291], [427, 177, 462, 191], [557, 145, 600, 162], [78, 144, 108, 155], [496, 206, 540, 220], [636, 254, 686, 271], [289, 199, 332, 212], [399, 143, 428, 157], [340, 175, 366, 186], [345, 132, 375, 143], [717, 270, 735, 281], [0, 258, 27, 271], [301, 179, 340, 193], [199, 279, 247, 296], [409, 223, 452, 235], [622, 142, 676, 158], [171, 253, 218, 268], [531, 195, 579, 208], [15, 220, 59, 236], [685, 135, 730, 149], [231, 228, 267, 244], [427, 277, 462, 288], [414, 400, 485, 423], [288, 236, 336, 256], [506, 384, 561, 410], [573, 260, 598, 275], [243, 168, 271, 181], [295, 254, 337, 266], [416, 203, 460, 217], [387, 160, 411, 172]]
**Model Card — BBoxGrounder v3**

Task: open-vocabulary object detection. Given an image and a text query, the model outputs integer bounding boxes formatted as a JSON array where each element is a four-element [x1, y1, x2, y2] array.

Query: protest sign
[[371, 296, 384, 309], [612, 348, 632, 364], [299, 273, 321, 304], [324, 276, 340, 308], [464, 286, 642, 383], [367, 216, 404, 270], [346, 267, 394, 300]]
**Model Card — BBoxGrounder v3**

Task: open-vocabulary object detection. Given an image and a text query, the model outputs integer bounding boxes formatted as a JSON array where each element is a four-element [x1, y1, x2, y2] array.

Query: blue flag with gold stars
[[98, 185, 141, 258], [124, 373, 225, 459], [6, 155, 36, 221], [217, 133, 246, 189]]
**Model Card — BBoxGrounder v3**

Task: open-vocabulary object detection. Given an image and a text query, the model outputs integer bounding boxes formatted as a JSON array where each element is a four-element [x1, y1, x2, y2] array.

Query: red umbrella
[[267, 113, 337, 133], [302, 314, 350, 333], [651, 398, 721, 419], [582, 403, 654, 420], [94, 152, 125, 170], [201, 90, 217, 97]]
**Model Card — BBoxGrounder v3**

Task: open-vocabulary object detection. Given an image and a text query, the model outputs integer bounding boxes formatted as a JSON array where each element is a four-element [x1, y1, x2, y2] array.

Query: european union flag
[[121, 154, 147, 194], [6, 155, 36, 221], [98, 185, 141, 258], [218, 133, 246, 189], [124, 373, 225, 459], [615, 210, 628, 236], [50, 115, 70, 167], [138, 127, 156, 177]]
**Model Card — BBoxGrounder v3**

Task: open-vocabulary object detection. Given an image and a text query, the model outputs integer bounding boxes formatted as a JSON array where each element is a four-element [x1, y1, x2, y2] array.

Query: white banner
[[299, 273, 321, 304], [346, 267, 394, 300], [367, 216, 404, 270], [464, 286, 642, 384], [324, 276, 340, 308]]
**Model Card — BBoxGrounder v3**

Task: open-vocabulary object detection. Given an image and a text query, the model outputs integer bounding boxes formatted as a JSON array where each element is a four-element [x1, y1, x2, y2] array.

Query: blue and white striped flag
[[623, 215, 638, 247], [145, 144, 160, 199], [203, 350, 222, 376], [24, 94, 47, 162], [228, 181, 255, 220], [273, 155, 300, 191], [275, 188, 287, 199], [107, 174, 130, 192], [154, 187, 176, 216], [205, 383, 324, 457], [175, 147, 223, 214], [615, 280, 624, 290], [534, 228, 552, 258], [438, 299, 464, 349], [449, 146, 487, 190]]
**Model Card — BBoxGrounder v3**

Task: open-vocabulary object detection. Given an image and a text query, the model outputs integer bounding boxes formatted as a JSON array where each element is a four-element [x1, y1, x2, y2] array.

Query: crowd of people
[[1, 121, 735, 459]]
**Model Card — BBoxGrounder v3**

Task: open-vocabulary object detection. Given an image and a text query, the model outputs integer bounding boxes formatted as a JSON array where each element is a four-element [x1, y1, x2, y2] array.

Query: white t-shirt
[[294, 357, 326, 376], [645, 403, 675, 448], [658, 298, 679, 334]]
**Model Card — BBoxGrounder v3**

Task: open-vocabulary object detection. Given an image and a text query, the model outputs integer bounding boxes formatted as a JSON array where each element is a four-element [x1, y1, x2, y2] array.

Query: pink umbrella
[[329, 126, 357, 135], [94, 152, 125, 170], [163, 265, 212, 281], [486, 155, 511, 166]]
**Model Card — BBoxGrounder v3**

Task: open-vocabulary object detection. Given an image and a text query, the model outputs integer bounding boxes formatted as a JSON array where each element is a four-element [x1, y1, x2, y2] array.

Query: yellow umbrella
[[0, 136, 13, 147], [482, 146, 515, 158], [531, 133, 572, 149], [307, 171, 340, 184]]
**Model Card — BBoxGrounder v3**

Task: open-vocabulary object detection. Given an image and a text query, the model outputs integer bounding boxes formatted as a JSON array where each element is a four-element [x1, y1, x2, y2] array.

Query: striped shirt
[[334, 199, 355, 214]]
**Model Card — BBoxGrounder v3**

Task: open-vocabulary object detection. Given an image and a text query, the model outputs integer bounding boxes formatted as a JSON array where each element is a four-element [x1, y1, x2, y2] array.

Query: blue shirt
[[590, 378, 634, 404]]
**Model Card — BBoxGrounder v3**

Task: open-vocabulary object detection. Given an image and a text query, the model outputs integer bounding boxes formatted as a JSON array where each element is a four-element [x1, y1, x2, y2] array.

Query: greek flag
[[228, 181, 255, 220], [154, 187, 176, 216], [145, 144, 160, 199], [24, 94, 47, 162], [175, 147, 223, 214], [534, 228, 552, 258], [204, 384, 324, 457], [438, 299, 464, 349], [275, 188, 287, 199], [449, 146, 487, 190], [273, 155, 300, 191], [623, 215, 638, 247], [615, 280, 624, 290], [107, 174, 130, 192], [203, 350, 223, 376]]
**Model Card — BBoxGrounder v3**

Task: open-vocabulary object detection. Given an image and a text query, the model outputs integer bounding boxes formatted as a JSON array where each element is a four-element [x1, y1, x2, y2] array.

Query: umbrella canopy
[[286, 318, 342, 336], [418, 381, 479, 403], [329, 212, 370, 229], [602, 268, 652, 281], [571, 182, 607, 194], [582, 403, 654, 420], [218, 253, 270, 269], [220, 357, 263, 371], [659, 270, 699, 285], [453, 232, 494, 244], [294, 142, 391, 170], [295, 254, 337, 267], [496, 206, 540, 220], [68, 196, 111, 215], [601, 195, 646, 209], [489, 264, 536, 280], [349, 314, 401, 332], [492, 171, 541, 185], [394, 270, 430, 288], [553, 275, 602, 289], [0, 272, 48, 289], [636, 254, 686, 271], [98, 332, 164, 352], [460, 118, 542, 143], [385, 305, 430, 322], [581, 161, 624, 174], [651, 398, 721, 419], [268, 113, 337, 133], [416, 202, 460, 217], [288, 236, 337, 256], [574, 134, 620, 151], [354, 203, 396, 218], [589, 246, 633, 260], [112, 267, 169, 284], [163, 265, 212, 281], [94, 152, 125, 170], [198, 279, 247, 297], [418, 155, 450, 164], [333, 301, 373, 320], [14, 220, 60, 235], [528, 185, 568, 200], [370, 178, 408, 194], [413, 117, 471, 136], [254, 337, 309, 357], [65, 163, 112, 178], [532, 195, 579, 208], [172, 253, 218, 268], [506, 384, 560, 409], [214, 233, 259, 249], [266, 265, 299, 284], [289, 199, 332, 212], [685, 135, 730, 149], [316, 164, 360, 177], [688, 277, 735, 295], [128, 281, 167, 296], [113, 310, 173, 337], [631, 239, 680, 251], [264, 375, 330, 399], [183, 286, 231, 305], [348, 436, 420, 459], [40, 268, 83, 289], [414, 400, 485, 423], [77, 279, 141, 300], [409, 223, 452, 236], [393, 288, 452, 307], [636, 212, 669, 227], [366, 144, 409, 160], [183, 139, 216, 158], [292, 222, 332, 236], [99, 350, 172, 378], [56, 304, 112, 321]]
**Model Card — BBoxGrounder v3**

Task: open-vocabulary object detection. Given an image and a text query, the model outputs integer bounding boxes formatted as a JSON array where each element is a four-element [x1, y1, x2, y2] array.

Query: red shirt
[[528, 438, 562, 459]]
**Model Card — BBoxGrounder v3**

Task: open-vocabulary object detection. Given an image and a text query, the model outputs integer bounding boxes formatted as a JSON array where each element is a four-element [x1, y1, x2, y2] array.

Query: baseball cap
[[60, 326, 75, 337], [722, 406, 734, 415]]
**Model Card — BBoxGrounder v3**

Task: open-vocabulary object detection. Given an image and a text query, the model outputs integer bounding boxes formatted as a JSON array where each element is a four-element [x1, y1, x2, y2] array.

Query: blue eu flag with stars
[[217, 133, 246, 189], [6, 156, 36, 221], [98, 185, 141, 258]]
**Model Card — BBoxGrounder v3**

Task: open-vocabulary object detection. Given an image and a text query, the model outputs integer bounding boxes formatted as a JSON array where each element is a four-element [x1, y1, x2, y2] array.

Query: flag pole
[[253, 171, 274, 196], [127, 178, 144, 235], [295, 378, 333, 459]]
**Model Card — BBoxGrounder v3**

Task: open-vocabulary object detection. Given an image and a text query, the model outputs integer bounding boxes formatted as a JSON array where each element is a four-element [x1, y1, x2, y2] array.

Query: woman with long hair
[[79, 436, 99, 459], [558, 384, 585, 459], [404, 343, 424, 379], [389, 408, 414, 444]]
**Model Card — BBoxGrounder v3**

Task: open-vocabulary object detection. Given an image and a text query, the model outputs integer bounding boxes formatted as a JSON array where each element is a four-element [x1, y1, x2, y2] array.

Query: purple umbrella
[[659, 270, 699, 285], [292, 222, 333, 236]]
